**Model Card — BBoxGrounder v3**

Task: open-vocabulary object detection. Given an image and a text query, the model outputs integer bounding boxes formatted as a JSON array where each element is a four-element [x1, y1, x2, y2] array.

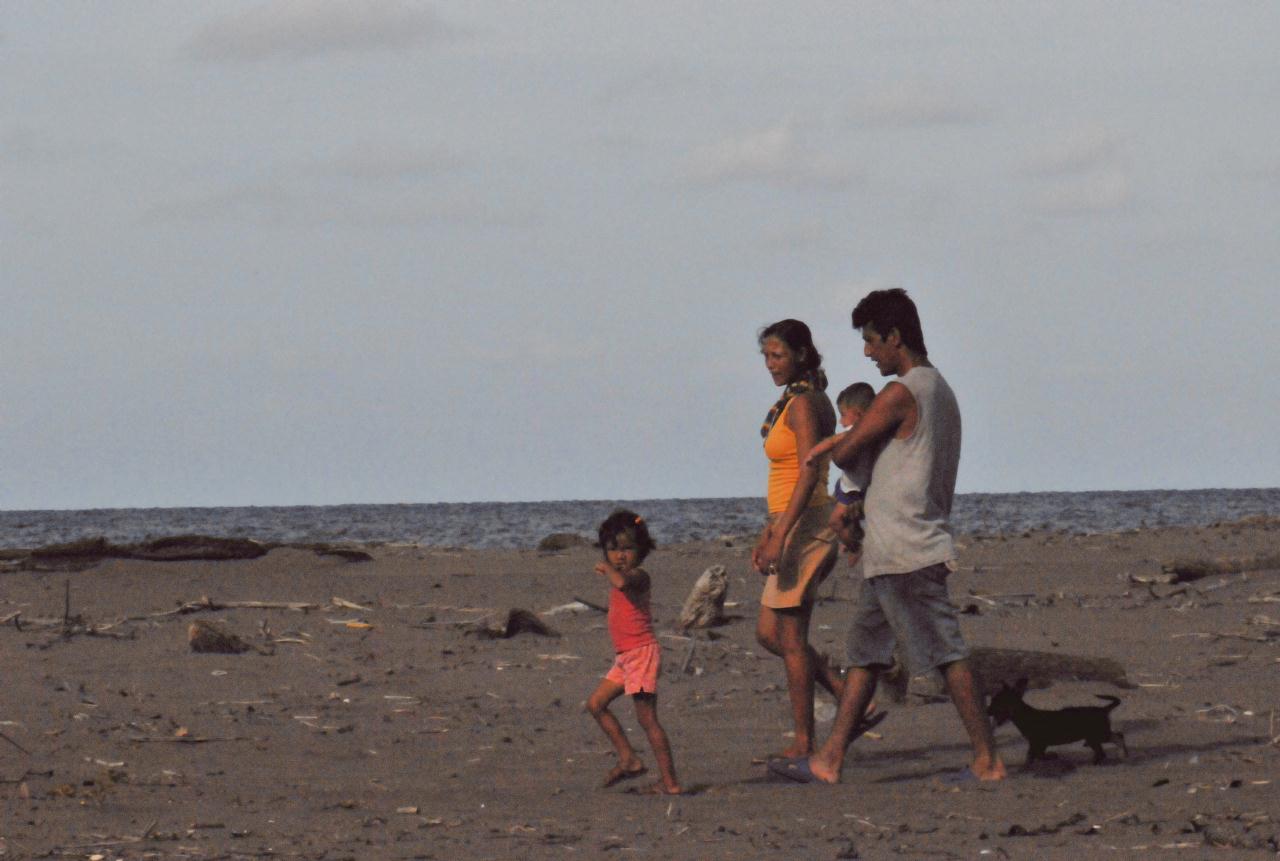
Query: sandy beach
[[2, 517, 1278, 859]]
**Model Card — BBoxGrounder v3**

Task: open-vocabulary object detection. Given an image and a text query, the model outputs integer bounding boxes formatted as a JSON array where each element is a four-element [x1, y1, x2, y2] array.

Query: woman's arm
[[756, 392, 831, 571]]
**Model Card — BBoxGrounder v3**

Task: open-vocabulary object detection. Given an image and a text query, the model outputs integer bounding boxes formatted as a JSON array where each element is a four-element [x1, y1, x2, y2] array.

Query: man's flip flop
[[767, 756, 825, 784]]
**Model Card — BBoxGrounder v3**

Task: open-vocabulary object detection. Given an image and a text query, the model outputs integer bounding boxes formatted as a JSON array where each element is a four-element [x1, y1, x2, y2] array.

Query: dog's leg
[[1111, 730, 1127, 758], [1025, 742, 1047, 765]]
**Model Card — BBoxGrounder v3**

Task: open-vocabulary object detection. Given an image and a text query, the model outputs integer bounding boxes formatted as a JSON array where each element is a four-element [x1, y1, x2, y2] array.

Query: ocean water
[[1, 488, 1277, 551]]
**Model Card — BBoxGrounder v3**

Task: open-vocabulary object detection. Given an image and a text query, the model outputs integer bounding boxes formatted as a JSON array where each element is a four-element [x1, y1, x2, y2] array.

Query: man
[[771, 288, 1006, 785]]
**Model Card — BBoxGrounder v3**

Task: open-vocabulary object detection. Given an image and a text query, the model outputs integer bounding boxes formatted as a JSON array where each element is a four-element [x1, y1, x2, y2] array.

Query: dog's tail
[[1095, 695, 1121, 712]]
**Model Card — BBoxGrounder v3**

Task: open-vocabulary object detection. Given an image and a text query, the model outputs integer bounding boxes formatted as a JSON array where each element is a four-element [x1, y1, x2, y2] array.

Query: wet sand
[[1, 518, 1278, 859]]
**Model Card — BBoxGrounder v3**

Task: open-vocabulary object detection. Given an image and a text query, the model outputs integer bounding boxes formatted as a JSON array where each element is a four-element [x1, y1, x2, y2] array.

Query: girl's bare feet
[[602, 760, 647, 788]]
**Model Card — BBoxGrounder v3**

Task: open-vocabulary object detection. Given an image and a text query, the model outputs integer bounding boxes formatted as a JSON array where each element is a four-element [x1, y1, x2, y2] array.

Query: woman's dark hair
[[851, 289, 927, 357], [757, 318, 823, 373], [597, 509, 656, 562]]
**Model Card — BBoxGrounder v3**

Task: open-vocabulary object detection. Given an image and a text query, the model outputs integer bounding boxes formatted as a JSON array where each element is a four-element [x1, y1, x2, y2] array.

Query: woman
[[753, 319, 845, 758]]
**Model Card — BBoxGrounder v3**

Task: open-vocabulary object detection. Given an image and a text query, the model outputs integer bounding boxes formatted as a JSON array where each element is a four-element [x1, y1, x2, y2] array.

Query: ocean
[[1, 488, 1277, 551]]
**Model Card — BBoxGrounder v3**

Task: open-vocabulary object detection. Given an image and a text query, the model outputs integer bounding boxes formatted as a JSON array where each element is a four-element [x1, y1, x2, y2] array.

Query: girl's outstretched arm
[[595, 561, 650, 595]]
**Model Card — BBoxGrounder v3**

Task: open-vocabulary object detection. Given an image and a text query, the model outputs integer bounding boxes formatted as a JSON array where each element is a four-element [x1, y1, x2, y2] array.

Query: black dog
[[987, 678, 1127, 764]]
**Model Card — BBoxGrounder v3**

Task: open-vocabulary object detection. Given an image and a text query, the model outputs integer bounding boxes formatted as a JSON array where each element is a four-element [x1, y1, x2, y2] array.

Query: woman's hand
[[751, 525, 773, 573], [755, 529, 786, 575], [594, 561, 613, 577]]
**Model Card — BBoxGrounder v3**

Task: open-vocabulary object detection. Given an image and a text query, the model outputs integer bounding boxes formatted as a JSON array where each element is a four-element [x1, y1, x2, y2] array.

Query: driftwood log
[[14, 536, 269, 572], [1158, 553, 1280, 584], [679, 565, 728, 630]]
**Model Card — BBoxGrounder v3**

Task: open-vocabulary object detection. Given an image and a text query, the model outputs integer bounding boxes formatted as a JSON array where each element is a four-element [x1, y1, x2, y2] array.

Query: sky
[[3, 2, 1279, 510]]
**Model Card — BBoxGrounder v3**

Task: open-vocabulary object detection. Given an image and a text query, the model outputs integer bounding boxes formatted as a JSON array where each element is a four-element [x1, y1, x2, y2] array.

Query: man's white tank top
[[861, 366, 961, 578]]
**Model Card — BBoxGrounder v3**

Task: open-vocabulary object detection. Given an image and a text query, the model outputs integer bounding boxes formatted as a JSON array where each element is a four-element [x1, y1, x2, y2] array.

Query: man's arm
[[829, 381, 914, 470]]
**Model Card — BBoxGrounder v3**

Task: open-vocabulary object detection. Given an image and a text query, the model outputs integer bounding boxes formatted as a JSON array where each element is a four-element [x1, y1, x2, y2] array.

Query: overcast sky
[[4, 2, 1278, 510]]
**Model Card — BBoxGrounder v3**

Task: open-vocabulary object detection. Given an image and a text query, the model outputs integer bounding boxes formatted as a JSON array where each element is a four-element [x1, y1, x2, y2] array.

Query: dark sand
[[2, 518, 1278, 859]]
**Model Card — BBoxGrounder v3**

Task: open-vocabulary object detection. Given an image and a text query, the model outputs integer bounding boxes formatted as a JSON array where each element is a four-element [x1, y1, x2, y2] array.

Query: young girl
[[584, 510, 682, 795]]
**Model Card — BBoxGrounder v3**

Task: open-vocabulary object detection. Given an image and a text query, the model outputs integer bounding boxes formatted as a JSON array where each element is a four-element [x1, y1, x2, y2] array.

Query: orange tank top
[[607, 574, 656, 653], [764, 397, 832, 514]]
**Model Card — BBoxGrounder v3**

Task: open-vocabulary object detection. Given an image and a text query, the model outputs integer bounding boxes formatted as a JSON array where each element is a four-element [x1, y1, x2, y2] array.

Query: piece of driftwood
[[140, 597, 318, 620], [1158, 553, 1280, 584], [679, 565, 728, 630], [471, 609, 559, 639], [188, 620, 269, 655]]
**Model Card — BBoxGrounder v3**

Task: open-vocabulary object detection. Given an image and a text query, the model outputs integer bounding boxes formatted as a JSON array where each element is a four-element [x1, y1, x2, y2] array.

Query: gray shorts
[[845, 563, 969, 675]]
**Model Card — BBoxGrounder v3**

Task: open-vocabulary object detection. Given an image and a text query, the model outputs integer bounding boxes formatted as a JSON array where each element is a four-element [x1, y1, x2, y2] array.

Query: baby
[[828, 382, 877, 557]]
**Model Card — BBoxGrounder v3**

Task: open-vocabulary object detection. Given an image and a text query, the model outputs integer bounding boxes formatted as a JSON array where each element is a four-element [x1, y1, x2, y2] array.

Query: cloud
[[848, 81, 991, 129], [320, 142, 460, 180], [683, 123, 857, 189], [1023, 125, 1121, 176], [147, 179, 537, 228], [1030, 169, 1133, 216], [187, 0, 450, 60]]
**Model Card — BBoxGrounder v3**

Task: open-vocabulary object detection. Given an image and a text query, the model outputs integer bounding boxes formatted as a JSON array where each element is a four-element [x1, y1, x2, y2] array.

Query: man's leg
[[806, 665, 879, 783], [941, 659, 1006, 780]]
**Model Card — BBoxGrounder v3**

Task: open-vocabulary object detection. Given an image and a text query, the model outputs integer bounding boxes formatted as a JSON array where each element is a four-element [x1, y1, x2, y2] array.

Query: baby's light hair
[[836, 382, 875, 411]]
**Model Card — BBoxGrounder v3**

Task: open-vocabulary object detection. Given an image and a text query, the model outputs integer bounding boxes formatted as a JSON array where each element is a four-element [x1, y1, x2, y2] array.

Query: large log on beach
[[1158, 553, 1280, 584], [14, 535, 271, 571], [968, 647, 1131, 695], [130, 535, 269, 562]]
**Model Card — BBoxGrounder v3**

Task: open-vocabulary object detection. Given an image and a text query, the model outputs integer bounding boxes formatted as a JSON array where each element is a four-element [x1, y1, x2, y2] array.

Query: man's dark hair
[[852, 288, 927, 357]]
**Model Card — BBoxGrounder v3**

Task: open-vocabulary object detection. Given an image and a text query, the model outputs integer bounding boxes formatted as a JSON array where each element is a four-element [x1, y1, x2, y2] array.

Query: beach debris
[[188, 620, 269, 655], [536, 533, 591, 553], [542, 600, 598, 616], [0, 729, 29, 755], [309, 545, 374, 563], [967, 647, 1132, 696], [331, 597, 373, 611], [679, 565, 729, 630], [1001, 812, 1087, 837], [145, 596, 319, 619], [471, 609, 560, 639]]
